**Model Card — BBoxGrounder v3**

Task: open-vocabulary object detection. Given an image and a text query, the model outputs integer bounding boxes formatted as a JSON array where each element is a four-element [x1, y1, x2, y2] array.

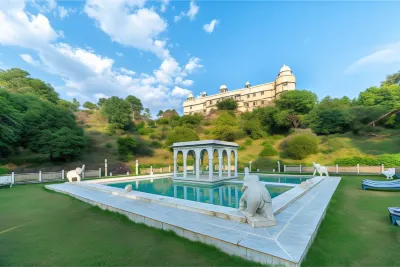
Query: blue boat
[[388, 207, 400, 226], [362, 179, 400, 191]]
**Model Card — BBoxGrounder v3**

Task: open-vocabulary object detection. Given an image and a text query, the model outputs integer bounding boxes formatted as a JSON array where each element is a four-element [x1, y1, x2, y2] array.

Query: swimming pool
[[107, 177, 292, 209], [237, 174, 310, 184]]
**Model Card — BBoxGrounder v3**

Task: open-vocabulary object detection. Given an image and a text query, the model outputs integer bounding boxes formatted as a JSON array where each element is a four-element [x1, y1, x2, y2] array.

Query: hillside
[[3, 109, 399, 173]]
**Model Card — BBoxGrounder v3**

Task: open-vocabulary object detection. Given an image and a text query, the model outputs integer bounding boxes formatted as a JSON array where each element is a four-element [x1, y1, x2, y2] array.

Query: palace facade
[[183, 65, 296, 115]]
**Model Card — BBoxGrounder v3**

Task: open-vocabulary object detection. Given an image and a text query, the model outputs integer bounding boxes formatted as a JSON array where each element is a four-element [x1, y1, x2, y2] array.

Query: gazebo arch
[[171, 140, 239, 183]]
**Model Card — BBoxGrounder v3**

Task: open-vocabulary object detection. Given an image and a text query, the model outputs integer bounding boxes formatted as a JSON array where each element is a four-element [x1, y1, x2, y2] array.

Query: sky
[[1, 0, 400, 115]]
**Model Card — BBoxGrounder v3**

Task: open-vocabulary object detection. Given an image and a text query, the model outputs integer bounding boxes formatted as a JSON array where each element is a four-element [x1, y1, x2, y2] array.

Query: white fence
[[282, 164, 392, 175]]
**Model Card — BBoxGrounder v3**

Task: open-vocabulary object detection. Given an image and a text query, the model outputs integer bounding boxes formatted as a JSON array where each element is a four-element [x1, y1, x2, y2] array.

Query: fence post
[[62, 170, 65, 179], [277, 161, 280, 173], [336, 164, 338, 174], [39, 171, 42, 182], [105, 159, 108, 177], [11, 172, 15, 186], [357, 164, 360, 174], [150, 166, 153, 175], [110, 172, 113, 176], [381, 164, 384, 172], [284, 165, 286, 172], [160, 167, 162, 173], [300, 164, 302, 174], [99, 168, 101, 178], [136, 160, 139, 176], [127, 172, 129, 175]]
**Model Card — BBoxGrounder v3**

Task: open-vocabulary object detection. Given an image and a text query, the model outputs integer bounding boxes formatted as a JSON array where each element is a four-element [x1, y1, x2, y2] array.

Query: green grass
[[0, 183, 262, 266], [2, 176, 400, 266], [303, 175, 400, 266]]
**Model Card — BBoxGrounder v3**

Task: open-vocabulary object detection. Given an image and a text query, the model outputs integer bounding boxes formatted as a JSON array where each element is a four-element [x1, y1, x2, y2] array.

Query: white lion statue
[[66, 165, 85, 182], [239, 168, 276, 227], [312, 162, 329, 177]]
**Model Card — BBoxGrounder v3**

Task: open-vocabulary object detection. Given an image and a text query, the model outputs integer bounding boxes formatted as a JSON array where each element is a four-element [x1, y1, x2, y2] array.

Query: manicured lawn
[[303, 175, 400, 266], [0, 183, 261, 266], [1, 175, 399, 266]]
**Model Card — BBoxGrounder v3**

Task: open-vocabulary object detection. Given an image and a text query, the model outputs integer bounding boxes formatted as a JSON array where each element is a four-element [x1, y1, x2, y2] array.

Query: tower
[[219, 84, 228, 93], [187, 93, 194, 101], [275, 64, 296, 95]]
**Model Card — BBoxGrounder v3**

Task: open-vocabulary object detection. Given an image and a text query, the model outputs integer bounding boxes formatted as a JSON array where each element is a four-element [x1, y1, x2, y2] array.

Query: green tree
[[217, 98, 238, 110], [58, 99, 79, 112], [381, 70, 400, 86], [83, 101, 98, 110], [0, 68, 59, 103], [143, 108, 152, 119], [166, 126, 199, 146], [125, 95, 144, 113], [97, 98, 107, 106], [305, 107, 352, 134], [100, 96, 132, 130], [72, 98, 80, 111], [357, 84, 400, 109], [157, 110, 164, 117], [117, 136, 136, 161], [179, 114, 203, 127], [284, 134, 318, 160], [213, 112, 242, 141]]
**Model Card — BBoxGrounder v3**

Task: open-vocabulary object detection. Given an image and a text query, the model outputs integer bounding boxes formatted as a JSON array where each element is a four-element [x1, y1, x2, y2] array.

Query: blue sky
[[1, 1, 400, 114]]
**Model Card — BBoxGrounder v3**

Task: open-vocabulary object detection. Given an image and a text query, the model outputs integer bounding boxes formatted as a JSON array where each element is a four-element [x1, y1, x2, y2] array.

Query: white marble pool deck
[[46, 176, 340, 266]]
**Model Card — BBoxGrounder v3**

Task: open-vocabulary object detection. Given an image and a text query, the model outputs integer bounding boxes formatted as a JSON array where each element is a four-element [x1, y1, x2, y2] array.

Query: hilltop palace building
[[183, 65, 296, 115]]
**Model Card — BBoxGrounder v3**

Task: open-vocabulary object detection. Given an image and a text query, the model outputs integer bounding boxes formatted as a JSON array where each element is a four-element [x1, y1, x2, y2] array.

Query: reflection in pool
[[107, 177, 292, 209]]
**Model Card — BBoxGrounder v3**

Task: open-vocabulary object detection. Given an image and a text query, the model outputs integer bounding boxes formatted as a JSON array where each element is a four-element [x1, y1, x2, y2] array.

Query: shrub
[[147, 120, 156, 128], [242, 119, 265, 139], [166, 126, 200, 146], [117, 136, 136, 160], [334, 154, 400, 167], [149, 132, 163, 140], [244, 138, 253, 146], [138, 127, 154, 135], [259, 142, 278, 157], [253, 158, 279, 171], [108, 123, 124, 135], [213, 125, 238, 141], [179, 114, 203, 126], [284, 133, 318, 159], [133, 138, 154, 156], [0, 166, 8, 175], [104, 142, 112, 148], [150, 141, 162, 148], [203, 120, 212, 126], [156, 117, 170, 125], [204, 129, 210, 135], [217, 98, 238, 110]]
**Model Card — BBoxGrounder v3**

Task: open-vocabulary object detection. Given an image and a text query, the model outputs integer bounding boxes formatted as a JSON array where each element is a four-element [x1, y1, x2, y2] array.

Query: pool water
[[107, 177, 292, 209], [238, 174, 309, 184]]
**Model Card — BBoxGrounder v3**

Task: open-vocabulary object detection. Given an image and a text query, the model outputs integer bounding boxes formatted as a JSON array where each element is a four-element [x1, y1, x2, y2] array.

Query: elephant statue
[[312, 162, 329, 177], [239, 167, 276, 227], [66, 165, 85, 182]]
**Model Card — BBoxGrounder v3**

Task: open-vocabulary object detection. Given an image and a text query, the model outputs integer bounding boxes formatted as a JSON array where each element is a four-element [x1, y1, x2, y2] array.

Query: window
[[203, 103, 206, 107], [261, 101, 264, 105], [247, 95, 250, 99], [210, 100, 213, 104], [261, 91, 264, 96], [253, 102, 256, 106], [253, 93, 256, 97], [190, 106, 192, 109]]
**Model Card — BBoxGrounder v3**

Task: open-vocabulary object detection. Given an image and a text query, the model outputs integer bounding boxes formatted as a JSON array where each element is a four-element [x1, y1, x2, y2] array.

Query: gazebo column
[[173, 157, 177, 178], [208, 156, 213, 181], [234, 150, 238, 177], [218, 153, 223, 178], [227, 150, 231, 178], [183, 154, 187, 178], [195, 155, 200, 180]]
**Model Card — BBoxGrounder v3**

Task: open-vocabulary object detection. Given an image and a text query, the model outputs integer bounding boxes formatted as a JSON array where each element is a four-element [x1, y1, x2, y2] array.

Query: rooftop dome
[[187, 93, 194, 100], [280, 64, 291, 73], [201, 91, 207, 96], [245, 81, 250, 86], [220, 84, 228, 90]]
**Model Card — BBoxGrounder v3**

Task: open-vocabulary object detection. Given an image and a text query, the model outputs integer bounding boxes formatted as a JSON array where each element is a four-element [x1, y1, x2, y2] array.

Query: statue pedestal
[[241, 211, 276, 228]]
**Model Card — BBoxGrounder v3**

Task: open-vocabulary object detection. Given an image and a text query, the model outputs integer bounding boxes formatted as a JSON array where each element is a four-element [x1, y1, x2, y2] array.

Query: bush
[[0, 166, 8, 175], [179, 114, 203, 126], [149, 132, 163, 140], [334, 154, 400, 167], [104, 142, 112, 148], [138, 127, 154, 135], [166, 126, 200, 146], [147, 120, 156, 128], [244, 138, 253, 146], [108, 123, 125, 135], [242, 119, 265, 139], [259, 142, 278, 157], [204, 129, 210, 135], [217, 98, 238, 110], [203, 120, 212, 126], [156, 117, 170, 125], [117, 136, 136, 160], [213, 125, 238, 141], [133, 138, 154, 156], [284, 133, 318, 159], [150, 141, 162, 148], [253, 158, 279, 171]]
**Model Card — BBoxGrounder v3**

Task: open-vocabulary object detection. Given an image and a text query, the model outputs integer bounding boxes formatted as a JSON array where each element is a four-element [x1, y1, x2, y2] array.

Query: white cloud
[[175, 76, 193, 86], [171, 86, 191, 97], [174, 1, 199, 23], [160, 0, 169, 12], [0, 0, 202, 112], [346, 42, 400, 73], [84, 0, 169, 59], [56, 6, 76, 19], [20, 53, 40, 66], [203, 19, 219, 33], [185, 57, 203, 73], [119, 67, 136, 76], [29, 0, 57, 13], [187, 1, 199, 21], [116, 52, 124, 57]]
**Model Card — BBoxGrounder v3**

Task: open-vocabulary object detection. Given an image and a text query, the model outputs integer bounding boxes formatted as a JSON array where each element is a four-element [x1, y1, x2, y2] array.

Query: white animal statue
[[66, 165, 85, 182], [312, 162, 329, 177], [125, 184, 133, 192], [382, 168, 395, 179], [239, 167, 276, 227]]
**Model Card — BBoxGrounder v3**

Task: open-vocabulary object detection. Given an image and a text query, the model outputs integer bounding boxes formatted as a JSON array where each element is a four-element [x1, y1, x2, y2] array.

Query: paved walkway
[[46, 177, 340, 266]]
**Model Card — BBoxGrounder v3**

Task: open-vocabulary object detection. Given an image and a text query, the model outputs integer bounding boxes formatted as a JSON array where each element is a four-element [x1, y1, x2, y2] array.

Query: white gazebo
[[171, 140, 240, 183]]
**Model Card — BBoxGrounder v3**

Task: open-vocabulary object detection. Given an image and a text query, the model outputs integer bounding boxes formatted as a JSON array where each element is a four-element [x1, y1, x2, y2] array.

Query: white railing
[[283, 164, 390, 175]]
